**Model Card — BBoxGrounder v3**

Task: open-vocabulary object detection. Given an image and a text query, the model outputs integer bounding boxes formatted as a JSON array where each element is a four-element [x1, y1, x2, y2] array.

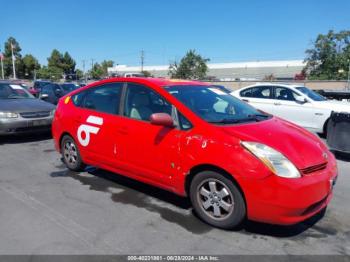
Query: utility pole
[[82, 59, 86, 82], [11, 41, 16, 79], [140, 50, 144, 72]]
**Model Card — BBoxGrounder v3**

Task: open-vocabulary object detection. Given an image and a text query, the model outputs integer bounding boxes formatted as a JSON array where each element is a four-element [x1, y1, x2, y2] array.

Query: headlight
[[0, 112, 19, 119], [241, 141, 301, 178], [50, 109, 56, 116]]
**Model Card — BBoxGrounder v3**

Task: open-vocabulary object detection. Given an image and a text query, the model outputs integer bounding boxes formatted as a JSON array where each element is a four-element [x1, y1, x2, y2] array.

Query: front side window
[[275, 87, 301, 101], [82, 83, 123, 114], [124, 83, 172, 121], [240, 86, 272, 99], [295, 86, 327, 101], [165, 85, 270, 124]]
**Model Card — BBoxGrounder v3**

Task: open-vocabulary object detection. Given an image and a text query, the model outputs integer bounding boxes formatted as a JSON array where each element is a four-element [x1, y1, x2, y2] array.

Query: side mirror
[[295, 96, 308, 104], [40, 94, 49, 99], [55, 89, 63, 97], [150, 113, 174, 128]]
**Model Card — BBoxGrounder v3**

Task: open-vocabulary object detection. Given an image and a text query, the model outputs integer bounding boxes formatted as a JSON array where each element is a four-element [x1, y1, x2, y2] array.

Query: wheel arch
[[59, 132, 75, 152], [184, 164, 246, 205]]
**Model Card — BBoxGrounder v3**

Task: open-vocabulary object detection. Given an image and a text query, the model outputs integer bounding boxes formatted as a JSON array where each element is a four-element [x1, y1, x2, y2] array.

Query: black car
[[0, 82, 55, 135], [39, 83, 66, 105], [33, 80, 52, 92]]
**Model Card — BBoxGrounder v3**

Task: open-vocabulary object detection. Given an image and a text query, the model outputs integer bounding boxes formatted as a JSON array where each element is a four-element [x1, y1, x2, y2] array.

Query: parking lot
[[0, 133, 349, 255]]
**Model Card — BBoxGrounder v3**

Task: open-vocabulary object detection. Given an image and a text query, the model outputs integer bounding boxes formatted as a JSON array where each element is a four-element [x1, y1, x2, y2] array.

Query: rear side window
[[72, 83, 123, 114], [240, 86, 272, 99]]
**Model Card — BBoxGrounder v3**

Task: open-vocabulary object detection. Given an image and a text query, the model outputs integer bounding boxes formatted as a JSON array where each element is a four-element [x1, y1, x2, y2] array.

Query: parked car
[[52, 77, 337, 229], [0, 81, 55, 135], [231, 83, 350, 136], [20, 83, 40, 97], [39, 83, 66, 105], [33, 80, 51, 92], [124, 72, 145, 77], [60, 83, 80, 93]]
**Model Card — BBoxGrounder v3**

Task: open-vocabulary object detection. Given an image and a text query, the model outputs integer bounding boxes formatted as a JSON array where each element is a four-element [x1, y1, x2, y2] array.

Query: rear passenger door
[[71, 82, 124, 165], [239, 86, 275, 114]]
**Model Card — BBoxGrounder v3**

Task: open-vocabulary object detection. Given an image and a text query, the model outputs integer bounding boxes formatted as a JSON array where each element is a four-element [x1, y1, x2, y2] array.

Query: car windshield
[[61, 84, 78, 92], [0, 83, 34, 99], [296, 86, 327, 101], [165, 85, 270, 124]]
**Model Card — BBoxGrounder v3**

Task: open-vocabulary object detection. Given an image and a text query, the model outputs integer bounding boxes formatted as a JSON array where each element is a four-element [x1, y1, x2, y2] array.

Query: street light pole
[[347, 59, 350, 90], [0, 50, 4, 80], [10, 41, 16, 79]]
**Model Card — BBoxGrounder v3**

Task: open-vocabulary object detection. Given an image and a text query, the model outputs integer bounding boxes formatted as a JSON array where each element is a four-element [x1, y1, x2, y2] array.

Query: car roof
[[106, 77, 210, 87], [240, 82, 304, 90]]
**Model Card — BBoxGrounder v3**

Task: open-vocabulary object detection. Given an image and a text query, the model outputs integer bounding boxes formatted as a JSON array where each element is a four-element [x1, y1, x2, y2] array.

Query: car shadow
[[0, 132, 52, 145], [50, 166, 331, 238]]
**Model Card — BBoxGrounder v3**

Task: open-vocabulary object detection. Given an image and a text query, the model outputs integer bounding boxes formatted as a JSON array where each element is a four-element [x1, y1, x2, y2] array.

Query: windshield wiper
[[208, 114, 269, 124]]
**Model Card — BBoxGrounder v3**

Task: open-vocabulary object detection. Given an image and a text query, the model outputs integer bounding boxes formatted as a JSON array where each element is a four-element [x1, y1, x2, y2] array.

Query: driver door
[[272, 86, 317, 129]]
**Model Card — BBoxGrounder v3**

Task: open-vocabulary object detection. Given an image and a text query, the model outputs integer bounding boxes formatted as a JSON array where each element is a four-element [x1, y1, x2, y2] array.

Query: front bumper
[[0, 117, 53, 135], [241, 156, 338, 225]]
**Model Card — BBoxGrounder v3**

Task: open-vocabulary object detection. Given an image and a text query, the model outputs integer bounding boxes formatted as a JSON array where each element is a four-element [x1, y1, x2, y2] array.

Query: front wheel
[[190, 171, 246, 229], [61, 135, 86, 171]]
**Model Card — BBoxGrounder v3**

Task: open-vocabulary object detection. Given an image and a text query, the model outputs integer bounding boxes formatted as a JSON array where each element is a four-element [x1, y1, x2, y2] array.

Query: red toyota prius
[[52, 77, 338, 229]]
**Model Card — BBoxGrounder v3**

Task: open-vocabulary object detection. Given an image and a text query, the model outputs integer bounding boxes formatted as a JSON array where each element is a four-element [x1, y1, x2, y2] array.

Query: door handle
[[242, 99, 249, 102], [274, 102, 282, 106]]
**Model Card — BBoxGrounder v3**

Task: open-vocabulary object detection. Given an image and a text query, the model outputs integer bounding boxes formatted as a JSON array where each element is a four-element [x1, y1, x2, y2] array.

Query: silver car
[[0, 82, 55, 135]]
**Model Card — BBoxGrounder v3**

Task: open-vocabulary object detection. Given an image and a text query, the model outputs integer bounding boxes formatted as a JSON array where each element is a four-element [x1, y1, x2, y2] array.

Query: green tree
[[37, 66, 63, 81], [101, 60, 114, 76], [76, 69, 84, 80], [141, 70, 153, 77], [304, 30, 350, 80], [22, 54, 41, 79], [62, 52, 76, 75], [48, 49, 64, 70], [169, 50, 209, 80], [3, 37, 23, 78], [89, 63, 104, 79]]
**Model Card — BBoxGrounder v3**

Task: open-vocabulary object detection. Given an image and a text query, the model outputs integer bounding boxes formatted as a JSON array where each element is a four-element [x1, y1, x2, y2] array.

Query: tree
[[304, 30, 350, 80], [89, 63, 104, 79], [62, 52, 76, 75], [141, 70, 153, 77], [3, 37, 23, 78], [48, 49, 64, 70], [169, 50, 209, 79], [22, 54, 40, 79], [101, 60, 114, 77], [37, 66, 63, 81]]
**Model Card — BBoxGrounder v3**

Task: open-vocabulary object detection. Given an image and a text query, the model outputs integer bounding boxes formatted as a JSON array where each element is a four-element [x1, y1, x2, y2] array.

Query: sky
[[1, 0, 349, 69]]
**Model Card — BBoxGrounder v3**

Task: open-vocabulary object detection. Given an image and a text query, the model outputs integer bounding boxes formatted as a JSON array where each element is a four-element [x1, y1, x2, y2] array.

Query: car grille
[[20, 111, 50, 118], [300, 162, 328, 175]]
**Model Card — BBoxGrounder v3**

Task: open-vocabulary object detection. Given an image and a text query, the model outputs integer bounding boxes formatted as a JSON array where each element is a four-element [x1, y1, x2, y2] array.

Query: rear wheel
[[189, 171, 246, 229], [61, 135, 86, 171]]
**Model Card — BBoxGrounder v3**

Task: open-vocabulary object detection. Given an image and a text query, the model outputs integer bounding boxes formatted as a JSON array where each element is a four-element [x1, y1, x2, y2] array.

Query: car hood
[[0, 98, 55, 113], [312, 100, 350, 113], [219, 117, 329, 169]]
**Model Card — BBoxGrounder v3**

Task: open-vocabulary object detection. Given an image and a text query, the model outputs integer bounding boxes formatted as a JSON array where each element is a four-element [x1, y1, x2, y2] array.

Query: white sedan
[[231, 83, 350, 135]]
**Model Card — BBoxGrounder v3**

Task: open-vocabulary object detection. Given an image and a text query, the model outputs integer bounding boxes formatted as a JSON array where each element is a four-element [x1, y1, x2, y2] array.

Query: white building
[[107, 60, 306, 81]]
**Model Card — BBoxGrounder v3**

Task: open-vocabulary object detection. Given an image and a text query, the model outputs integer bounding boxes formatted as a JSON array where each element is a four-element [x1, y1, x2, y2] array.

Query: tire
[[189, 171, 246, 229], [61, 135, 86, 171]]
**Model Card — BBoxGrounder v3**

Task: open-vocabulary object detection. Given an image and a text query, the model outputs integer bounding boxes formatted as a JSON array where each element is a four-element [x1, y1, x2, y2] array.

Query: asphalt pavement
[[0, 133, 349, 255]]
